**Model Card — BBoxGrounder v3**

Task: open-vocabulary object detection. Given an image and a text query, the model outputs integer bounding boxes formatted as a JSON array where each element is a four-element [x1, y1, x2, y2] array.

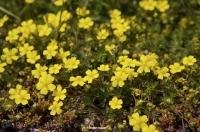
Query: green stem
[[0, 6, 20, 21]]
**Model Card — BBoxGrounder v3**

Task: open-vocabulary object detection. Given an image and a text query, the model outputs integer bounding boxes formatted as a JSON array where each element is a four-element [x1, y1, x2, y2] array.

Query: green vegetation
[[0, 0, 199, 131]]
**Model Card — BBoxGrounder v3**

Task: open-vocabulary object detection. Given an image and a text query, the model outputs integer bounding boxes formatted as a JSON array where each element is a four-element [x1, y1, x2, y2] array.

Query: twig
[[182, 119, 185, 132]]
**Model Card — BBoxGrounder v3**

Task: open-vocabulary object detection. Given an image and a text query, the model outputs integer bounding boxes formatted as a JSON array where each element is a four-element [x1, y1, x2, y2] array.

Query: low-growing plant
[[0, 0, 200, 131]]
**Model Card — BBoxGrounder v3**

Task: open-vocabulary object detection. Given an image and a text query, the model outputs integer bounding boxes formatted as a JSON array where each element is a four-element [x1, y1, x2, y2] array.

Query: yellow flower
[[19, 20, 36, 40], [142, 124, 159, 132], [137, 54, 158, 73], [110, 11, 130, 40], [118, 56, 139, 68], [69, 76, 85, 87], [84, 69, 99, 83], [105, 44, 116, 54], [113, 21, 129, 37], [76, 7, 90, 16], [6, 27, 20, 43], [1, 48, 19, 64], [182, 56, 197, 66], [9, 84, 30, 105], [37, 24, 52, 37], [19, 43, 34, 56], [97, 29, 109, 40], [111, 74, 126, 87], [109, 9, 121, 18], [43, 40, 58, 60], [0, 15, 9, 27], [155, 67, 170, 80], [53, 85, 67, 101], [49, 64, 62, 74], [31, 63, 48, 78], [21, 19, 36, 34], [46, 10, 71, 28], [9, 84, 22, 100], [109, 96, 123, 110], [97, 64, 110, 71], [139, 0, 157, 11], [111, 67, 133, 87], [115, 67, 133, 79], [36, 73, 56, 95], [63, 57, 80, 71], [14, 89, 30, 105], [118, 35, 127, 42], [121, 67, 138, 79], [78, 17, 94, 29], [169, 63, 185, 74], [0, 62, 7, 73], [53, 0, 67, 6], [26, 50, 40, 64], [25, 0, 35, 4], [59, 23, 68, 32], [59, 10, 71, 22], [46, 13, 58, 27], [117, 55, 128, 63], [156, 0, 170, 12], [57, 48, 70, 60], [49, 101, 63, 115], [129, 112, 148, 131]]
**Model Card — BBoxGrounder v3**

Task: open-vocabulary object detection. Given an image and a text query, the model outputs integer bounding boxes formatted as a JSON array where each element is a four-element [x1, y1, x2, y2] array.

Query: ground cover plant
[[0, 0, 200, 131]]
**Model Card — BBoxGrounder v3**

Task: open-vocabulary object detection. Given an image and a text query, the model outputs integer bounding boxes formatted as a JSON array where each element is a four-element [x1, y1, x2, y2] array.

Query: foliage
[[0, 0, 200, 131]]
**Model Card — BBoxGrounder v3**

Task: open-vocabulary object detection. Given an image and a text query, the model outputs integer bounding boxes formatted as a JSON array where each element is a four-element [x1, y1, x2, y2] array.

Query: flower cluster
[[109, 9, 130, 42], [77, 7, 93, 29], [0, 0, 199, 131], [49, 85, 66, 115], [6, 19, 36, 42], [43, 40, 58, 60], [139, 0, 170, 12], [46, 10, 71, 32], [34, 67, 67, 115], [69, 69, 99, 87], [129, 112, 158, 132], [110, 53, 197, 87]]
